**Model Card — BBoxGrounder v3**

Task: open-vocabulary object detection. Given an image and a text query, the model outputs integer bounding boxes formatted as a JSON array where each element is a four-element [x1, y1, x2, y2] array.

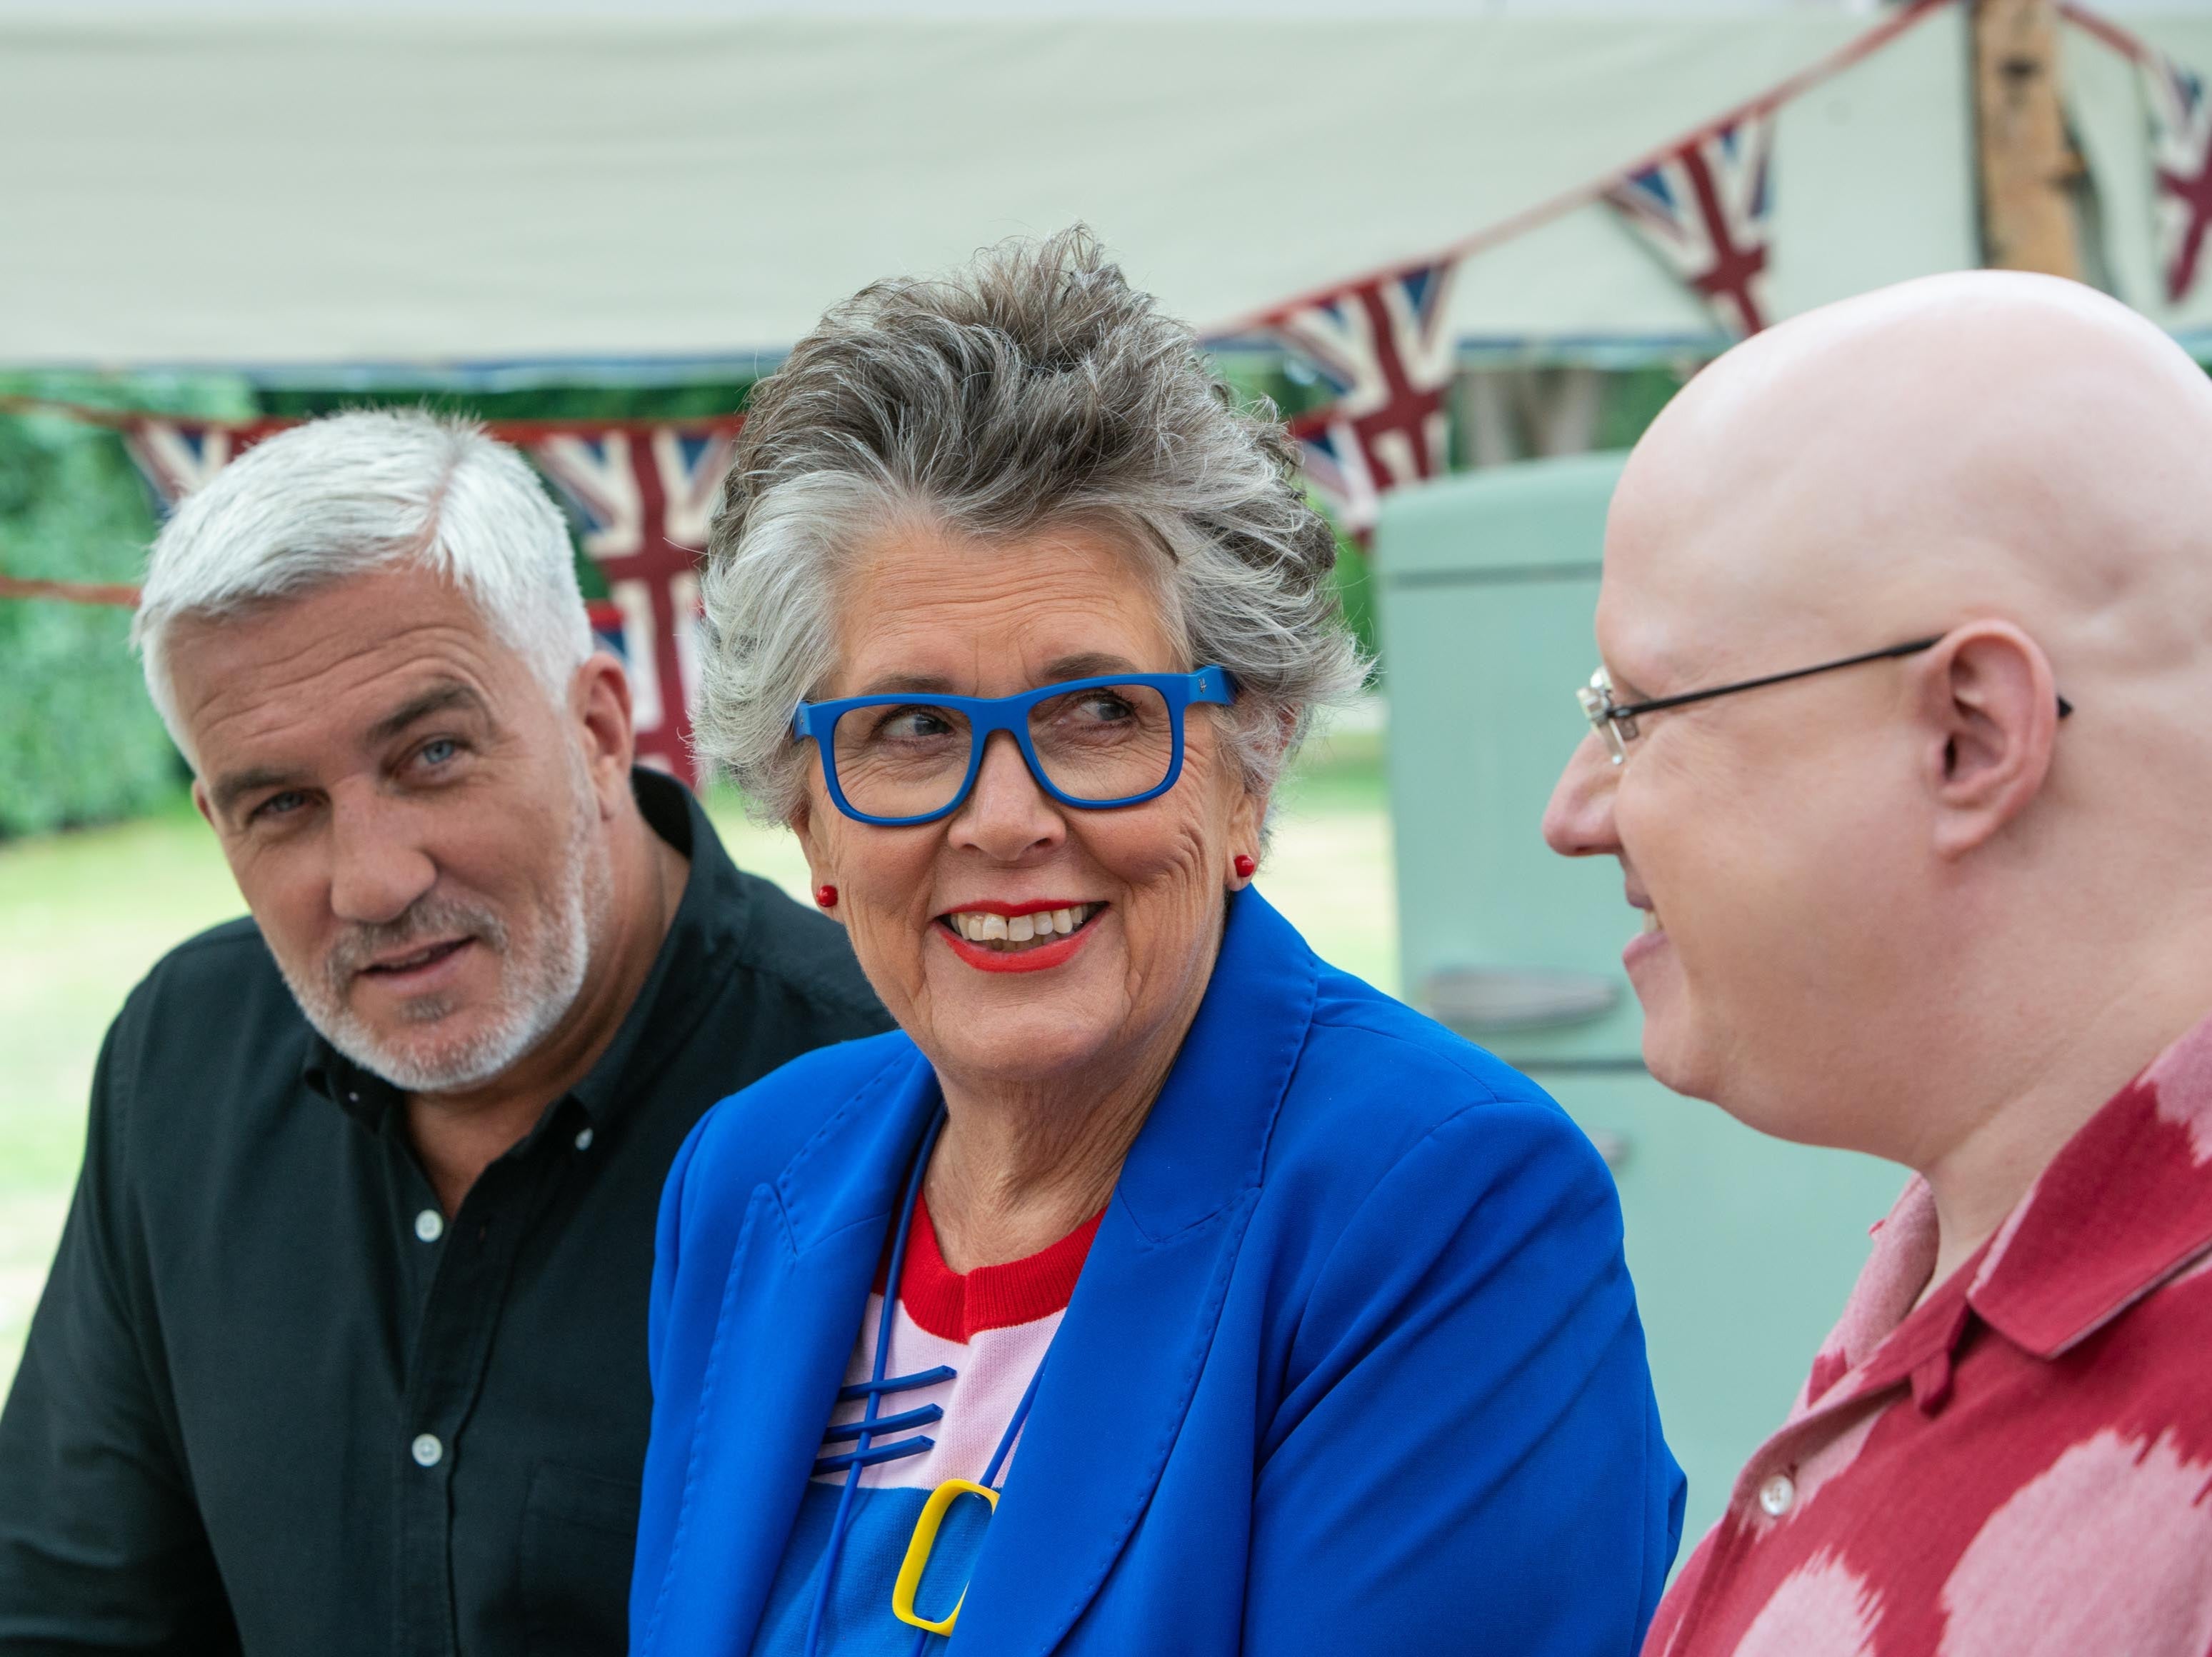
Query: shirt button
[[574, 1126, 595, 1151], [1758, 1473, 1796, 1517], [411, 1433, 444, 1468], [414, 1208, 445, 1243]]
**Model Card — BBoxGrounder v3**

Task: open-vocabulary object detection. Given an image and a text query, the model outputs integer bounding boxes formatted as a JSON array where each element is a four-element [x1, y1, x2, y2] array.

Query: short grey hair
[[696, 225, 1367, 821], [135, 408, 591, 766]]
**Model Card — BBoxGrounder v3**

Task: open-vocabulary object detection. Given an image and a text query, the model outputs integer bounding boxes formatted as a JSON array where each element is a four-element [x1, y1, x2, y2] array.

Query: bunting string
[[0, 397, 739, 789], [1213, 0, 1959, 537], [0, 574, 140, 607], [1204, 0, 1959, 345], [18, 0, 2197, 739], [2059, 4, 2212, 306]]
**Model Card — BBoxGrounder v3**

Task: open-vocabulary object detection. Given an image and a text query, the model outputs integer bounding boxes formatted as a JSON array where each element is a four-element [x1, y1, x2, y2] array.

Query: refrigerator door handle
[[1420, 965, 1619, 1032]]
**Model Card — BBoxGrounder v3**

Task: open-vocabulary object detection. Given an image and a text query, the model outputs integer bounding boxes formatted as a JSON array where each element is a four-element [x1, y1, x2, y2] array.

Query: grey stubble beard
[[274, 764, 614, 1096]]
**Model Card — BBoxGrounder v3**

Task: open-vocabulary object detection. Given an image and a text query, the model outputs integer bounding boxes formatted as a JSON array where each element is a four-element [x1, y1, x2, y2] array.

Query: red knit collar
[[881, 1193, 1103, 1344]]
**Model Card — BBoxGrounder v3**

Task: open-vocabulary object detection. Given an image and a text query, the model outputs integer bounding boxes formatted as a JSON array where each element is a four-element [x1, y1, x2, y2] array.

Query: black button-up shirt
[[0, 771, 890, 1655]]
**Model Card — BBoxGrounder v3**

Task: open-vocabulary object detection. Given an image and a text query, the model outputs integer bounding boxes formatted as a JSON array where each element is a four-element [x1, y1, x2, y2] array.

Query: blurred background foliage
[[0, 362, 1692, 838], [0, 373, 253, 837]]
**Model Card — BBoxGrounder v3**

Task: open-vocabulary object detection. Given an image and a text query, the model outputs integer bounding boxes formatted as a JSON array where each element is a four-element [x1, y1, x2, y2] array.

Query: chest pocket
[[521, 1463, 642, 1656]]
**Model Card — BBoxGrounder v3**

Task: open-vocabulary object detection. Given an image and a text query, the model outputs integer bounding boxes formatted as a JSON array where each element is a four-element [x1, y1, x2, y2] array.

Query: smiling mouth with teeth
[[940, 903, 1102, 952], [1640, 909, 1662, 935]]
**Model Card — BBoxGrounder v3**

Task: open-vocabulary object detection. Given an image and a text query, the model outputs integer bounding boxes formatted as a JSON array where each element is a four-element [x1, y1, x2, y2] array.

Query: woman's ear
[[1221, 709, 1298, 883], [1917, 621, 2061, 858], [1225, 780, 1270, 885], [789, 792, 826, 878]]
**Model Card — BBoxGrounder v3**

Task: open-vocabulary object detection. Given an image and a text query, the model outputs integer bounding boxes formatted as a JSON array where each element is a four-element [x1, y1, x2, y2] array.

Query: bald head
[[1610, 271, 2212, 709], [1546, 272, 2212, 1169]]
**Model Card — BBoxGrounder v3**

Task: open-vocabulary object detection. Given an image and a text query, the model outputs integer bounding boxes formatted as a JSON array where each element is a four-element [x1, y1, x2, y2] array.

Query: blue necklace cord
[[803, 1108, 948, 1657], [979, 1361, 1046, 1491], [817, 1403, 945, 1444], [896, 1263, 1056, 1655], [804, 1103, 1065, 1657]]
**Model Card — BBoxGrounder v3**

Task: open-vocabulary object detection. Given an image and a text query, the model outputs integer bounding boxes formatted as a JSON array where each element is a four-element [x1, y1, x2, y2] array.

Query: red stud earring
[[814, 884, 839, 909], [1233, 855, 1256, 881]]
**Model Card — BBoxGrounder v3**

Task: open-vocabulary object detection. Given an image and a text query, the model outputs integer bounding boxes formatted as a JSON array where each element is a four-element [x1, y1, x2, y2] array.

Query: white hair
[[134, 408, 591, 763]]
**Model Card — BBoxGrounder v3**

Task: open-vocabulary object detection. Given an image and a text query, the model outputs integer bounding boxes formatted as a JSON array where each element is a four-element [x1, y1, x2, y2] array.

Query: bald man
[[1545, 271, 2212, 1654]]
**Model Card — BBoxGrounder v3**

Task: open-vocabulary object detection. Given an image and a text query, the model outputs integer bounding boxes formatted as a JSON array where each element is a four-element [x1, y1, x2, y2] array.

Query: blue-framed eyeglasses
[[791, 667, 1236, 826]]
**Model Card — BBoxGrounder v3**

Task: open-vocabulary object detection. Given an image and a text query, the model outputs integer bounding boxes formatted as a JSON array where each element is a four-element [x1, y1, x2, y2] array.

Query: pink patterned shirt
[[1645, 1011, 2212, 1657]]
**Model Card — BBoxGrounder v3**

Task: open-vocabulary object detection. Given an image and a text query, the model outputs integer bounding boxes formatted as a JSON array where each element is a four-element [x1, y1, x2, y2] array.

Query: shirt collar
[[303, 769, 749, 1135], [1966, 1006, 2212, 1358], [1806, 1005, 2212, 1407], [1798, 1176, 1941, 1408]]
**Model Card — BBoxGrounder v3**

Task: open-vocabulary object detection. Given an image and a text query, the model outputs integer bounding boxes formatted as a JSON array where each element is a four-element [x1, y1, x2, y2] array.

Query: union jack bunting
[[521, 424, 742, 789], [115, 409, 742, 794], [586, 599, 629, 658], [1606, 114, 1777, 337], [1265, 259, 1460, 538], [1286, 409, 1383, 543], [121, 417, 285, 515], [2141, 50, 2212, 303]]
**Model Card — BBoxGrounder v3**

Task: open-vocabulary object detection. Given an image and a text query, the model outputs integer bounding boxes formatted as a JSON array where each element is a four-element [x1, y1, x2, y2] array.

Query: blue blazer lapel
[[955, 891, 1321, 1655], [638, 1048, 943, 1657]]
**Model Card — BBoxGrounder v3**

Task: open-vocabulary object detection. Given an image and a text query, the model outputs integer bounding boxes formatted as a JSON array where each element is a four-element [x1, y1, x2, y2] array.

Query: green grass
[[0, 742, 1394, 1393]]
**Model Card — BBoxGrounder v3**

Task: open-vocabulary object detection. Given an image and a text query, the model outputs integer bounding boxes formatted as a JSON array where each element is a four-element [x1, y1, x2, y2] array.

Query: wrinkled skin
[[169, 564, 685, 1212], [794, 521, 1266, 1269], [1543, 272, 2212, 1292]]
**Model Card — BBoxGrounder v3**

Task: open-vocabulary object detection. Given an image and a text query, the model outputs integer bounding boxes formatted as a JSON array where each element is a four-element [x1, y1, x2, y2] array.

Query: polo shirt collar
[[1809, 1004, 2212, 1413], [304, 768, 749, 1136], [1966, 1006, 2212, 1358]]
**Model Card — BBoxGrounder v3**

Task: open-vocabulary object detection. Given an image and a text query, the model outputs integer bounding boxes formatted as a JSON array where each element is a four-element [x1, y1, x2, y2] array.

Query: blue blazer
[[633, 889, 1684, 1655]]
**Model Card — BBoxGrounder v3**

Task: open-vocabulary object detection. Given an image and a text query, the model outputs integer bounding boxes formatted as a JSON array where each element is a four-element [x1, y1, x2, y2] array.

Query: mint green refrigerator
[[1373, 453, 1905, 1551]]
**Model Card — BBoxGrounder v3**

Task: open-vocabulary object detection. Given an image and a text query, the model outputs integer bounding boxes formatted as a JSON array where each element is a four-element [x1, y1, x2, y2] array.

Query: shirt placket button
[[1758, 1472, 1796, 1517], [411, 1433, 444, 1469]]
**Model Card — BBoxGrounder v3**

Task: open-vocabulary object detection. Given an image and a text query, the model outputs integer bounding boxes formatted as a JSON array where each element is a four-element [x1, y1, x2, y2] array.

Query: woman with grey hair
[[631, 230, 1682, 1656]]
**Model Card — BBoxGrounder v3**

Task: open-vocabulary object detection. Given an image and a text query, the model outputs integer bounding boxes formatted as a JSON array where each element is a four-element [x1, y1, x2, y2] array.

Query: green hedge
[[0, 376, 262, 838], [0, 379, 758, 841], [0, 365, 1677, 839]]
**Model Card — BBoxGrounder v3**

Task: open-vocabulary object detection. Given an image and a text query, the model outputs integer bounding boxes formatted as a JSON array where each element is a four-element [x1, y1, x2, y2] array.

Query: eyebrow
[[365, 681, 491, 746], [1039, 652, 1141, 681], [209, 764, 309, 821], [206, 681, 491, 821], [851, 655, 1146, 698], [854, 672, 959, 696], [1606, 671, 1653, 704]]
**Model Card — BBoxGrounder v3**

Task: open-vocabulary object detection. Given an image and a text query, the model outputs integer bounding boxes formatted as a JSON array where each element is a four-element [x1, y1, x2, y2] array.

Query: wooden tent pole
[[1972, 0, 2083, 276]]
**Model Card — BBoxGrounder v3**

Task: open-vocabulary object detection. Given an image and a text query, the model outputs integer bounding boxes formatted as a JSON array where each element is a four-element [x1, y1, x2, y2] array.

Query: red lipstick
[[941, 929, 1091, 973], [935, 901, 1104, 974], [939, 898, 1090, 918]]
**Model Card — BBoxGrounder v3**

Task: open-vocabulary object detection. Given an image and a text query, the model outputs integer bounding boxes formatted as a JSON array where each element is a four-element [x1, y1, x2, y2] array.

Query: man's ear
[[573, 654, 637, 816], [191, 776, 216, 830], [1917, 621, 2061, 858]]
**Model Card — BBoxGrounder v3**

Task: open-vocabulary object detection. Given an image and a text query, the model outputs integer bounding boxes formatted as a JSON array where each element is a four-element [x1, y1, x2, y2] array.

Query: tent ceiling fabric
[[0, 10, 2186, 369]]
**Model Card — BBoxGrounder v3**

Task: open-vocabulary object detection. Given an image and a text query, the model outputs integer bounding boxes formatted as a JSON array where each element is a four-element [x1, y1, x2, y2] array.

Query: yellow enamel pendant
[[891, 1478, 1001, 1636]]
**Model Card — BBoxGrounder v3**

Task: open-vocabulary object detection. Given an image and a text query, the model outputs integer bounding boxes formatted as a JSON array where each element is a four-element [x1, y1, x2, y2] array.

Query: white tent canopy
[[0, 4, 2206, 374]]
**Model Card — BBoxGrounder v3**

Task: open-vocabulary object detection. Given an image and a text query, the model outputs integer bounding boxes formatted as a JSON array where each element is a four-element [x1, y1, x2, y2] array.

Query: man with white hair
[[1545, 273, 2212, 1651], [0, 410, 888, 1654]]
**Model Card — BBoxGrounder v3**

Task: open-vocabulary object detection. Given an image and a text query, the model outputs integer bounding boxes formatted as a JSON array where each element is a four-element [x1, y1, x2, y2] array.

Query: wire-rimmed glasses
[[1576, 635, 2073, 764], [791, 668, 1236, 826]]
